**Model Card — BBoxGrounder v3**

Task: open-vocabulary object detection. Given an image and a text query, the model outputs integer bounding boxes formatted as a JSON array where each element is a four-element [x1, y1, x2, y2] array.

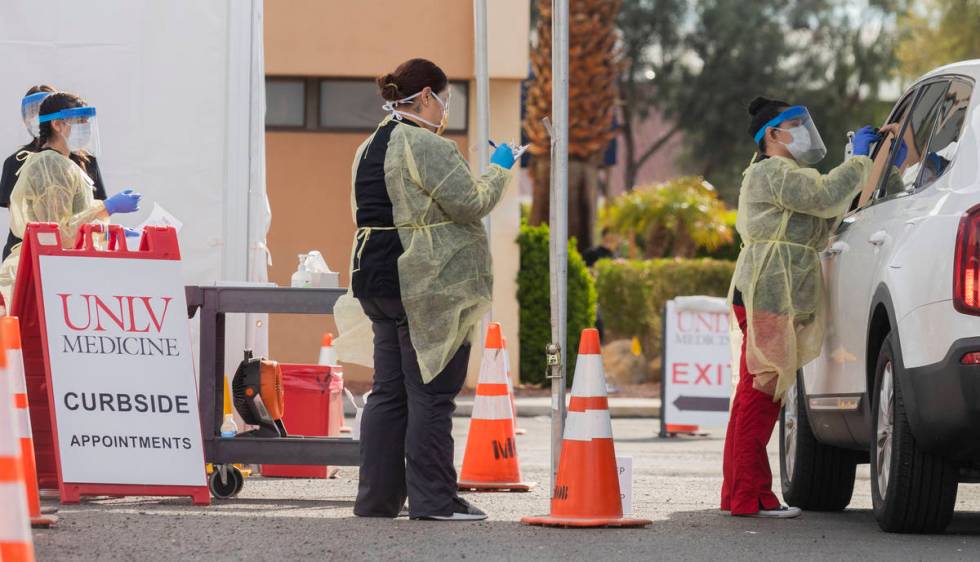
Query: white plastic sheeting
[[0, 0, 271, 360]]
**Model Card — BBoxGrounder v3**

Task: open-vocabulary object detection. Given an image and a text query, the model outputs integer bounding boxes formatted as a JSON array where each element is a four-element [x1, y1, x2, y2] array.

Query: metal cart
[[186, 285, 360, 498]]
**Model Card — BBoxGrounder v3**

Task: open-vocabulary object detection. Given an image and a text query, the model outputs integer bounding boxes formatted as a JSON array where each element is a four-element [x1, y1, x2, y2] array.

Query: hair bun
[[748, 96, 773, 117], [377, 74, 401, 101]]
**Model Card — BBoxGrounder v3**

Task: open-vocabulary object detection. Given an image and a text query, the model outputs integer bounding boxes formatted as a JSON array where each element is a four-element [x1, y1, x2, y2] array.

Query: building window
[[265, 79, 305, 128], [267, 76, 468, 133], [444, 82, 468, 133], [319, 80, 383, 130]]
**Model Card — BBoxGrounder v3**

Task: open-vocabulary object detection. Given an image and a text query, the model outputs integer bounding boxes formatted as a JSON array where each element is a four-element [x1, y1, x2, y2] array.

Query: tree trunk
[[529, 156, 551, 226], [568, 156, 599, 252], [672, 229, 697, 258], [644, 224, 670, 259], [620, 102, 639, 191], [526, 0, 621, 227]]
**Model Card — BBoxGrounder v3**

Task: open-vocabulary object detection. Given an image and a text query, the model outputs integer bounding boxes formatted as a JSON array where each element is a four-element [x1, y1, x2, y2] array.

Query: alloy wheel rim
[[876, 362, 895, 498], [783, 383, 798, 480]]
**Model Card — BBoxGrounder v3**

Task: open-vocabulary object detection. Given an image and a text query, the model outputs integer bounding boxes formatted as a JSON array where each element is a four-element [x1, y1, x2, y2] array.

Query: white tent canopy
[[0, 0, 271, 358]]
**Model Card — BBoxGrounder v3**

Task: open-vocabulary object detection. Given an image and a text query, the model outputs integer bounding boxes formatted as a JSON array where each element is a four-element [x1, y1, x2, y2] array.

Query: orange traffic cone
[[522, 328, 651, 528], [501, 337, 526, 436], [318, 333, 338, 366], [317, 333, 350, 435], [1, 318, 56, 529], [664, 423, 702, 435], [0, 326, 36, 561], [458, 323, 534, 492]]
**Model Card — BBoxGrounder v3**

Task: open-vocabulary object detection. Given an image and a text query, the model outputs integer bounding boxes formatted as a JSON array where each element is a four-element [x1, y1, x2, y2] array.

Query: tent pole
[[474, 0, 493, 332], [548, 0, 569, 491]]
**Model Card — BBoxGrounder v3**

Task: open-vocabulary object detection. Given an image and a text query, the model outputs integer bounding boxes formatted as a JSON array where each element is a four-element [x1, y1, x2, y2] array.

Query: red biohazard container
[[261, 364, 339, 478]]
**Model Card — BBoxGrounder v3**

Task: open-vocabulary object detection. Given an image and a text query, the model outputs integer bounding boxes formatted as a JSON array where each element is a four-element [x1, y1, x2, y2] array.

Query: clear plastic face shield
[[21, 92, 51, 139], [38, 106, 101, 156], [382, 87, 451, 135], [754, 105, 827, 165]]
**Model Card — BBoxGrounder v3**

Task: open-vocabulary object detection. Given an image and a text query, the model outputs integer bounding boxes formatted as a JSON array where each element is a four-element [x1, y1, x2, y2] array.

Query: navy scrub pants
[[353, 297, 471, 518]]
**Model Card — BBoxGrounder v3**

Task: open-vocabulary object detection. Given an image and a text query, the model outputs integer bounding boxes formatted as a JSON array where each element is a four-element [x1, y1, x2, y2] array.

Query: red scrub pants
[[721, 303, 782, 515]]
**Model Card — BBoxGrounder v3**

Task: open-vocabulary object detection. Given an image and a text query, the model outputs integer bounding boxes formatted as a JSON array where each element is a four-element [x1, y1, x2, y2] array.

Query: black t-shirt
[[732, 287, 744, 307], [351, 119, 421, 298], [0, 148, 108, 207], [0, 148, 108, 260]]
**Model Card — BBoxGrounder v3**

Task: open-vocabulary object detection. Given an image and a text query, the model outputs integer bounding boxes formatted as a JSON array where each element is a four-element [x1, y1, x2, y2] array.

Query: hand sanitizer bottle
[[291, 253, 312, 288], [220, 414, 239, 438]]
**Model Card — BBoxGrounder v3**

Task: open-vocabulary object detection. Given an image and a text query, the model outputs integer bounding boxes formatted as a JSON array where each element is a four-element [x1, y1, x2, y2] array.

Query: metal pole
[[474, 0, 492, 328], [548, 0, 570, 491]]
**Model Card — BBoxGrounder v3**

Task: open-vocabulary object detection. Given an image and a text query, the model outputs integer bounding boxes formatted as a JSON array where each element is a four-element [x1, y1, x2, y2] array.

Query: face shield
[[754, 105, 827, 165], [39, 106, 101, 156], [21, 92, 52, 139]]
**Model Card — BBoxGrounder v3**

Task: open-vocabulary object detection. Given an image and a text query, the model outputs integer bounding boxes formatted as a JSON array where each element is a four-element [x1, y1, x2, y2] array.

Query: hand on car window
[[878, 123, 901, 137]]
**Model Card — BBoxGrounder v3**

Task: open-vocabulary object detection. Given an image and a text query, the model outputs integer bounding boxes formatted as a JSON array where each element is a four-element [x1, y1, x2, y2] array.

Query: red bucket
[[261, 364, 338, 478]]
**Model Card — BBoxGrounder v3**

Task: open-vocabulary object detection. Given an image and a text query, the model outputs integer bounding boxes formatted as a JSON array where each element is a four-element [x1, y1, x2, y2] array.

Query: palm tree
[[525, 0, 621, 251], [600, 176, 735, 259]]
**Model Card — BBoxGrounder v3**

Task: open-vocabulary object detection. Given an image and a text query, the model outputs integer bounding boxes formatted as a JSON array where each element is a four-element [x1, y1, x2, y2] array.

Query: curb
[[344, 398, 661, 419]]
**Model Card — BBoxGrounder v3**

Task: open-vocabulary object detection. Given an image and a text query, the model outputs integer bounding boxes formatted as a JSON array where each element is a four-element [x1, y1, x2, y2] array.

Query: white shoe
[[738, 505, 802, 519]]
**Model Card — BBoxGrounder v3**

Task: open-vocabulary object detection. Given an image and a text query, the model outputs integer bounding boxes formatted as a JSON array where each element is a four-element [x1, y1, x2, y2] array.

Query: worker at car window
[[721, 96, 893, 519]]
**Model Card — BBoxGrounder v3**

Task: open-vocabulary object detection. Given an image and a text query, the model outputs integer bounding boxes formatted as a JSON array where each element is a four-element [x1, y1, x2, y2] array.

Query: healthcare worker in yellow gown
[[335, 58, 516, 521], [721, 96, 896, 518], [0, 92, 142, 306]]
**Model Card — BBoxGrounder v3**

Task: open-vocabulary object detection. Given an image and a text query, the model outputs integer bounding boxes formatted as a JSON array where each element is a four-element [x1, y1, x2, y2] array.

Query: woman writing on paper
[[335, 58, 517, 521]]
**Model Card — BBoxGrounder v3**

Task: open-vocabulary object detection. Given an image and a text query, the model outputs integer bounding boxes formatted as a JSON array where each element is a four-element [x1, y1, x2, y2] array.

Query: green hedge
[[517, 223, 596, 386], [594, 258, 735, 360]]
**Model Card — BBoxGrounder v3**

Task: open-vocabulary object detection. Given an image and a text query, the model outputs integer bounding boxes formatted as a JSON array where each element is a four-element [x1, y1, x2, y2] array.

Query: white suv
[[778, 60, 980, 533]]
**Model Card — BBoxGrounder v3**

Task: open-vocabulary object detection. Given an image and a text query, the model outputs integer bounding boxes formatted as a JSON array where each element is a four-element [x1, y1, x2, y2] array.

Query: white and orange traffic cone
[[663, 423, 702, 435], [317, 333, 350, 435], [0, 326, 36, 561], [501, 337, 526, 436], [522, 328, 651, 528], [458, 323, 534, 492], [318, 333, 338, 366], [1, 318, 56, 528]]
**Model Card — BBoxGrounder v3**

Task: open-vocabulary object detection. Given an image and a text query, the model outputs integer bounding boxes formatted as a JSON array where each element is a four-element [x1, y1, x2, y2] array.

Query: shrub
[[517, 222, 597, 386], [595, 258, 735, 361], [697, 209, 740, 261], [600, 176, 735, 259]]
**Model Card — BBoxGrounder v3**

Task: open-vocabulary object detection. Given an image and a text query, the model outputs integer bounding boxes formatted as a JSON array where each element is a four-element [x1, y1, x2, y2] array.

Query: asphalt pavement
[[34, 417, 980, 561]]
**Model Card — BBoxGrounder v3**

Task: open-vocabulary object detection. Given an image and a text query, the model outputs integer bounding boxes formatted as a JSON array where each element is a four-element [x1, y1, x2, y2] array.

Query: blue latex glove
[[892, 138, 909, 167], [926, 152, 947, 176], [852, 126, 880, 157], [104, 189, 142, 215], [124, 227, 141, 238], [490, 143, 516, 170]]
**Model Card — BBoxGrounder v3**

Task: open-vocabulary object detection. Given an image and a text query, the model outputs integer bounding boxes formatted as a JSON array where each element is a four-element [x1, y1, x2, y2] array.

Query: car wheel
[[870, 335, 958, 533], [779, 374, 858, 511]]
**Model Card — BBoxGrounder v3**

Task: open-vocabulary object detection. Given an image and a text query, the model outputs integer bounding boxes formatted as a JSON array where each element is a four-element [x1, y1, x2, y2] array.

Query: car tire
[[870, 335, 958, 533], [779, 374, 858, 511]]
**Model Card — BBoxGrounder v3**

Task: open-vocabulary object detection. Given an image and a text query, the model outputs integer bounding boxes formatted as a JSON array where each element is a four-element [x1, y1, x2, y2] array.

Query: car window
[[855, 89, 917, 209], [875, 80, 949, 199], [917, 79, 973, 188]]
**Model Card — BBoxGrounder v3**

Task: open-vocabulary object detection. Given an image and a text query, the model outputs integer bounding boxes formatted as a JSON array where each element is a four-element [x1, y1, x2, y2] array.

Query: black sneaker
[[413, 497, 487, 521]]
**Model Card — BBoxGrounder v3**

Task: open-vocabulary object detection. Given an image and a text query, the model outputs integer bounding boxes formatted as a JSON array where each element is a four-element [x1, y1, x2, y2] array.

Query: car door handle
[[825, 241, 849, 256], [869, 231, 888, 246]]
